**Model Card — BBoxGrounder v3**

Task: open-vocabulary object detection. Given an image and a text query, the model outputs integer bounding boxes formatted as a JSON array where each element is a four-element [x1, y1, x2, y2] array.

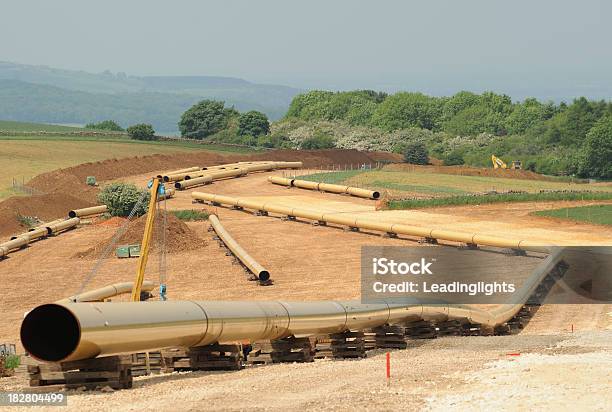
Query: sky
[[2, 0, 611, 99]]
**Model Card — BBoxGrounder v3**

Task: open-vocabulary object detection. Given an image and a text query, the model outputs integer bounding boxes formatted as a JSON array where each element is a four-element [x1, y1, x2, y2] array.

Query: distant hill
[[0, 62, 302, 131]]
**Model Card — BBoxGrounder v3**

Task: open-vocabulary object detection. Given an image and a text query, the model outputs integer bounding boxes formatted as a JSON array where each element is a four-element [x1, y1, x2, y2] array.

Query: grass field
[[299, 170, 612, 198], [533, 204, 612, 226], [0, 135, 255, 199]]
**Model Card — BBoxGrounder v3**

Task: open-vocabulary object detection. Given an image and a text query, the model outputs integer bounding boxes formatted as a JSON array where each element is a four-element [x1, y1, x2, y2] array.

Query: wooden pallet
[[435, 320, 465, 337], [373, 325, 407, 349], [130, 352, 162, 377], [404, 320, 437, 339], [162, 345, 243, 372], [28, 355, 132, 392], [315, 331, 367, 359], [247, 337, 314, 365]]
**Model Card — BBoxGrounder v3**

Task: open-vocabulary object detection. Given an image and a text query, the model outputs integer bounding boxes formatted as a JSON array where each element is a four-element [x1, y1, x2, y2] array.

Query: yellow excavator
[[491, 155, 522, 170], [131, 177, 167, 301]]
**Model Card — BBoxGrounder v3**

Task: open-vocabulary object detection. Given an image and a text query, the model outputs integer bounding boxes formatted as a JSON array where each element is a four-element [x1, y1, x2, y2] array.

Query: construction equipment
[[130, 178, 165, 301], [491, 155, 522, 170]]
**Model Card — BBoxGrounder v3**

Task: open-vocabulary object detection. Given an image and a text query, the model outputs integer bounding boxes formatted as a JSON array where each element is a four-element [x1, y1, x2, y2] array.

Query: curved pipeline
[[20, 249, 563, 362], [268, 176, 380, 200], [208, 215, 270, 281], [191, 192, 553, 253]]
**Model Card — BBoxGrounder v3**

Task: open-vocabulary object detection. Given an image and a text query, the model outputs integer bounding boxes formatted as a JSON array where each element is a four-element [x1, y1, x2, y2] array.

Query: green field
[[533, 204, 612, 226], [0, 121, 257, 200], [299, 169, 612, 199]]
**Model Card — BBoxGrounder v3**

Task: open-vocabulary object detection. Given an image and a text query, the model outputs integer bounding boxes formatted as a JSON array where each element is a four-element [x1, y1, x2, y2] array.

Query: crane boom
[[131, 178, 161, 301]]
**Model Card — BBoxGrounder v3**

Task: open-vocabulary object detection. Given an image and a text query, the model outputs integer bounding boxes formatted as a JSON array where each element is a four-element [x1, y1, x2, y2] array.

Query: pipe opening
[[68, 210, 77, 218], [174, 182, 182, 189], [21, 304, 80, 362], [372, 191, 381, 200], [258, 271, 271, 282], [184, 176, 192, 180]]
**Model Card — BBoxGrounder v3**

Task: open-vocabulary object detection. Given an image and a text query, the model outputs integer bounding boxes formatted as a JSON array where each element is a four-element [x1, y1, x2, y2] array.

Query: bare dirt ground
[[1, 331, 610, 411], [1, 165, 611, 411]]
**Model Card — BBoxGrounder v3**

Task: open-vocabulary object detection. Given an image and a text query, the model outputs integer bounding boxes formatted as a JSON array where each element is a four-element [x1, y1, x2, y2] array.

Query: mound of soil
[[75, 213, 206, 259], [0, 193, 94, 239]]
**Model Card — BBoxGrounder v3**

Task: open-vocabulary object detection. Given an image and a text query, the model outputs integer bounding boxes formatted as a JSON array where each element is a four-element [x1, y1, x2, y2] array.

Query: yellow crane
[[130, 177, 164, 301], [491, 155, 522, 170]]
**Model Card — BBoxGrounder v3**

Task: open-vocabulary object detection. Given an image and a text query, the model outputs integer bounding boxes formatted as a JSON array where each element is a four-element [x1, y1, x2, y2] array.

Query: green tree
[[178, 100, 232, 138], [403, 142, 429, 165], [237, 111, 270, 136], [98, 182, 150, 217], [578, 116, 612, 179], [85, 120, 124, 131], [505, 99, 547, 135], [126, 123, 155, 140], [372, 92, 443, 131]]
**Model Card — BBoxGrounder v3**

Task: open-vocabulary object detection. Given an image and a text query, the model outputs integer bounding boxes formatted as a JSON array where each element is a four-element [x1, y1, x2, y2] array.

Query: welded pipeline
[[68, 205, 108, 219], [191, 192, 552, 253], [10, 227, 48, 242], [174, 168, 248, 190], [268, 176, 380, 200], [208, 215, 270, 281], [56, 281, 156, 304], [46, 217, 80, 235], [0, 236, 29, 257], [20, 250, 563, 363]]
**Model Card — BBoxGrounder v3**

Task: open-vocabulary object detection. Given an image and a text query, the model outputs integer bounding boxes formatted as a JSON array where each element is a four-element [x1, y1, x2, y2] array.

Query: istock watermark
[[361, 246, 612, 305]]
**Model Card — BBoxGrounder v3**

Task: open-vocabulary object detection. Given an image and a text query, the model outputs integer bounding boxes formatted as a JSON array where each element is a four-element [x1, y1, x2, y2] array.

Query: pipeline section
[[191, 191, 552, 253], [174, 161, 303, 190], [20, 248, 564, 362], [1, 217, 81, 258], [269, 176, 380, 200], [208, 215, 271, 282], [56, 281, 155, 304], [163, 161, 296, 182]]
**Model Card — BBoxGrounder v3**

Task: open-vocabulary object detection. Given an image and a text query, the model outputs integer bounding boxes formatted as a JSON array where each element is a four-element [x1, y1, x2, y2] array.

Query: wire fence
[[11, 177, 43, 195]]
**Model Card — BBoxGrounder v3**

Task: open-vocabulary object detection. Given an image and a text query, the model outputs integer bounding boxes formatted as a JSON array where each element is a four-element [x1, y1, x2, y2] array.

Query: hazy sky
[[2, 0, 611, 98]]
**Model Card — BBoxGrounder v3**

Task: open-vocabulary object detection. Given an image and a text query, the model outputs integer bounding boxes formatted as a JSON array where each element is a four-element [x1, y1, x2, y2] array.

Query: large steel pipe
[[10, 227, 48, 242], [174, 175, 213, 190], [174, 168, 248, 190], [21, 250, 562, 363], [208, 215, 270, 281], [57, 281, 156, 304], [0, 236, 29, 257], [269, 176, 380, 200], [46, 217, 80, 235], [191, 192, 553, 253], [68, 205, 108, 218]]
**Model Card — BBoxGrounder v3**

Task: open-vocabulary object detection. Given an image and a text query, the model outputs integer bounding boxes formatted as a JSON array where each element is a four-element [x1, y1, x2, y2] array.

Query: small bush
[[127, 123, 156, 141], [443, 150, 464, 166], [4, 355, 20, 370], [98, 182, 150, 217], [403, 142, 429, 165], [171, 210, 209, 221]]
